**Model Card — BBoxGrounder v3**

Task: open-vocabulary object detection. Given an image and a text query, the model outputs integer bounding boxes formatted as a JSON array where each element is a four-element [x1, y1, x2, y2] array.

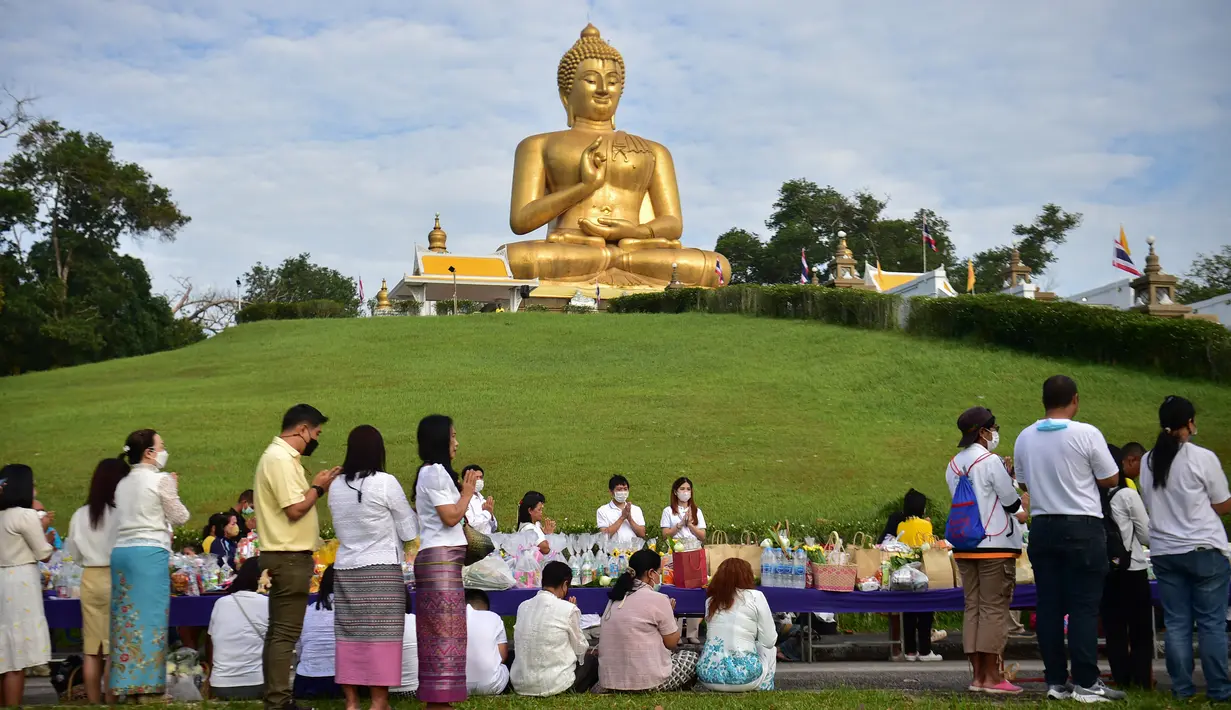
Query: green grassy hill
[[2, 313, 1228, 538]]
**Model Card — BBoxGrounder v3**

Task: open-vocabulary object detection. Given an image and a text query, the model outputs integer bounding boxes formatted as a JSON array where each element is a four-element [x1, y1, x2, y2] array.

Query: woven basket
[[811, 561, 857, 592]]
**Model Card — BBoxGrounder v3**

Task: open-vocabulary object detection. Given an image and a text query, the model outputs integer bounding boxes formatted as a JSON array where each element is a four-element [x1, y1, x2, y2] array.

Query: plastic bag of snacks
[[235, 532, 260, 568], [513, 548, 540, 589], [889, 563, 929, 592], [165, 648, 204, 702]]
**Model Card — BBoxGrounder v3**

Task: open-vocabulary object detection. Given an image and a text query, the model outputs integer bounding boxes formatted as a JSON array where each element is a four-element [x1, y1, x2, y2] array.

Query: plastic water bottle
[[570, 554, 582, 586], [793, 548, 808, 589], [774, 549, 789, 588], [761, 547, 774, 587]]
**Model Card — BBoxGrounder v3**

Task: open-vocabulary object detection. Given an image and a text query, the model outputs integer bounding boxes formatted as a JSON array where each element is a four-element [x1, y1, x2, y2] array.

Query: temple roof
[[864, 263, 922, 293]]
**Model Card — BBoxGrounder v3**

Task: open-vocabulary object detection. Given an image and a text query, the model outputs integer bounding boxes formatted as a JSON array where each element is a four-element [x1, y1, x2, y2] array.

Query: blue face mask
[[1037, 419, 1069, 432]]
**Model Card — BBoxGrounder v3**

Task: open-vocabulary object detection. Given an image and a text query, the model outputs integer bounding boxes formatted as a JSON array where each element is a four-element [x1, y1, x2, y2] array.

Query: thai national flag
[[922, 217, 937, 252], [1114, 226, 1142, 277], [715, 259, 724, 286], [800, 249, 809, 284]]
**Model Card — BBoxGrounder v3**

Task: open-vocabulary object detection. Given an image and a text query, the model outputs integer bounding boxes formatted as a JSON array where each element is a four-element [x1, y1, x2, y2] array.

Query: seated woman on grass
[[597, 549, 697, 693], [698, 558, 776, 692]]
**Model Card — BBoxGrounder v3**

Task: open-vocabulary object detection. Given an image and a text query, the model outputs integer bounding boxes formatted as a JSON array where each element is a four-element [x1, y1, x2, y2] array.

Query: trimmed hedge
[[435, 299, 482, 315], [906, 294, 1231, 383], [608, 285, 902, 331], [608, 286, 1231, 382], [237, 299, 350, 323]]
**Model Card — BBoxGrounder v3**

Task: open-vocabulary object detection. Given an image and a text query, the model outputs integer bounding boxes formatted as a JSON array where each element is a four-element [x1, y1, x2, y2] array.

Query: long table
[[44, 584, 1045, 629]]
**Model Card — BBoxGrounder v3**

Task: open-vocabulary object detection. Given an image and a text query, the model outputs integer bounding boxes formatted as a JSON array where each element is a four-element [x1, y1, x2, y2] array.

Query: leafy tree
[[714, 228, 765, 284], [968, 204, 1081, 293], [242, 253, 359, 315], [1177, 246, 1231, 304], [0, 118, 198, 374]]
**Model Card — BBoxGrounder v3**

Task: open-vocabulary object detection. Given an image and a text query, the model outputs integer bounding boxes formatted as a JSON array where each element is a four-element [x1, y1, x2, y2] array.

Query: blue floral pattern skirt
[[109, 546, 170, 696], [697, 639, 775, 691]]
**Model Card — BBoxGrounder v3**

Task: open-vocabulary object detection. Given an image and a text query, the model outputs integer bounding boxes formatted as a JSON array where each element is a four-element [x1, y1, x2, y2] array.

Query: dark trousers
[[903, 612, 933, 655], [260, 551, 315, 710], [1028, 515, 1108, 688], [1100, 568, 1153, 689]]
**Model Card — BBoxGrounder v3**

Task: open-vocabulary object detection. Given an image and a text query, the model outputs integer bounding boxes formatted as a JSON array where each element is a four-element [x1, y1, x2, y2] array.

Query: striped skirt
[[334, 564, 405, 687], [414, 545, 467, 704], [110, 546, 170, 696]]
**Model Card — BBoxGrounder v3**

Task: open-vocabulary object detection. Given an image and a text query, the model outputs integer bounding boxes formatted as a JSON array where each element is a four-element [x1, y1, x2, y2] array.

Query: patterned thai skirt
[[414, 545, 467, 704], [333, 563, 405, 687], [109, 546, 170, 696]]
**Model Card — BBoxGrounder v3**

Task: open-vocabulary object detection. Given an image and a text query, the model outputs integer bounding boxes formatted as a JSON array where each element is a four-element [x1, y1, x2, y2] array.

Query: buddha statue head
[[557, 24, 625, 127]]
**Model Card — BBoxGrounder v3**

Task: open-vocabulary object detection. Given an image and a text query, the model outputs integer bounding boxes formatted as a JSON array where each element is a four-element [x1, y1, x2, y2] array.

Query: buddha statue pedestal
[[500, 23, 729, 298]]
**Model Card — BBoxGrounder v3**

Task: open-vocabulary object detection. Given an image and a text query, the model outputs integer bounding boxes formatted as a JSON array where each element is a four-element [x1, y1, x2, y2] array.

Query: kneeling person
[[511, 561, 597, 696], [465, 590, 510, 695]]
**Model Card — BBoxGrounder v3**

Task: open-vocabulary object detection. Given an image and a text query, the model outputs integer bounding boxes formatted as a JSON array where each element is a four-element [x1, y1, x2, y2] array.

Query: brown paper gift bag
[[846, 532, 887, 579], [705, 531, 764, 577], [921, 548, 956, 589]]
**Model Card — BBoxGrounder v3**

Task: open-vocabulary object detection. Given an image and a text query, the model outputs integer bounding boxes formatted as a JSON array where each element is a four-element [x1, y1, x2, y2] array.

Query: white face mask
[[474, 479, 485, 494], [677, 490, 692, 503], [985, 431, 1000, 452], [155, 449, 169, 470], [613, 490, 629, 504]]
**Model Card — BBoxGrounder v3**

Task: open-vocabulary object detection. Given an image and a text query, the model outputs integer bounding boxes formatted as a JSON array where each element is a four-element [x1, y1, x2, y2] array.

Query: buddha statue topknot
[[502, 24, 730, 288]]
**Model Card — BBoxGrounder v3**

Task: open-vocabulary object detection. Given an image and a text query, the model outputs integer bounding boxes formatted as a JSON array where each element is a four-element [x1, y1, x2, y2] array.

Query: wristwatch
[[311, 485, 326, 498]]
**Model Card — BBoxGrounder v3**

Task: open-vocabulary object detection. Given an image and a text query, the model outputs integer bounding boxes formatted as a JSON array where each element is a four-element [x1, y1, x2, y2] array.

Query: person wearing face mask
[[948, 407, 1027, 695], [237, 489, 257, 532], [109, 428, 190, 701], [462, 465, 497, 535], [597, 475, 646, 545], [597, 549, 697, 692], [517, 492, 556, 556], [660, 477, 706, 544], [254, 404, 341, 710], [209, 514, 243, 570], [1140, 396, 1231, 702]]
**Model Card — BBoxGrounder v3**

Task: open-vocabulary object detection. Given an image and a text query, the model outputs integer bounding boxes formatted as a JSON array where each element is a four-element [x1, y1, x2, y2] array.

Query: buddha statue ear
[[560, 93, 574, 128]]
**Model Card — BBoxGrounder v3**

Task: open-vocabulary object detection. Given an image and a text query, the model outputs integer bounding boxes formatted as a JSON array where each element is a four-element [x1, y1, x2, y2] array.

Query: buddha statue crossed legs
[[503, 24, 729, 288]]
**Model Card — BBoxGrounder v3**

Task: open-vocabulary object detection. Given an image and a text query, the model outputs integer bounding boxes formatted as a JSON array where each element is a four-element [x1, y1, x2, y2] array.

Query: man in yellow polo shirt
[[255, 404, 340, 710], [1121, 442, 1146, 491]]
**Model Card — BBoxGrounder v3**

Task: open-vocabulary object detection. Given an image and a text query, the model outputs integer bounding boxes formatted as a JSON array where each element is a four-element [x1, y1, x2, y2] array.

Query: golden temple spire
[[580, 22, 600, 39], [428, 212, 448, 253], [375, 279, 391, 309]]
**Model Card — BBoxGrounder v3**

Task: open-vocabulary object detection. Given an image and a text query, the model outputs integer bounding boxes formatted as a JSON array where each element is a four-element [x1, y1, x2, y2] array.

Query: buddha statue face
[[557, 24, 626, 127], [563, 58, 623, 124]]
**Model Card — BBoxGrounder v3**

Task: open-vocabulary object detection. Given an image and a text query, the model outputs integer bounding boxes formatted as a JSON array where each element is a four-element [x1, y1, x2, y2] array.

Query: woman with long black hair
[[0, 464, 55, 708], [596, 549, 698, 692], [412, 415, 479, 710], [328, 425, 418, 710], [65, 458, 130, 705], [1140, 396, 1231, 702]]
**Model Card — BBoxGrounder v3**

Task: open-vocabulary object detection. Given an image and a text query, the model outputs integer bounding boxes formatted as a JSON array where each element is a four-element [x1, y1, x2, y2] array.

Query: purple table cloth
[[45, 584, 1047, 629]]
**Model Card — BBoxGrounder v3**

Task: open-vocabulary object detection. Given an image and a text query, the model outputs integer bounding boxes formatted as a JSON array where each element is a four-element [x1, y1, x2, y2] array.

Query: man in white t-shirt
[[465, 589, 510, 695], [596, 475, 646, 544], [463, 464, 497, 534], [1013, 375, 1123, 703]]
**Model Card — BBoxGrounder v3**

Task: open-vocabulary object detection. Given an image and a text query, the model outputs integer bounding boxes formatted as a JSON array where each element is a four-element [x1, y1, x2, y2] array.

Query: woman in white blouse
[[413, 414, 479, 710], [0, 464, 55, 709], [65, 458, 129, 705], [697, 559, 776, 692], [660, 477, 707, 544], [328, 425, 419, 710], [110, 429, 190, 701], [516, 491, 555, 555], [206, 559, 269, 699]]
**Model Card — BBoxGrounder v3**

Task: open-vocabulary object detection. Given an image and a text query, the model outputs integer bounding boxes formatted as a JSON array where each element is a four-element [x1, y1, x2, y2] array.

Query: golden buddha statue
[[502, 24, 729, 289]]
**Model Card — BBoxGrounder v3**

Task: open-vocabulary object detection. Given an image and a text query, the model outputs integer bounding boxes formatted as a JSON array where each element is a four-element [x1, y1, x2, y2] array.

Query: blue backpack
[[946, 453, 995, 551]]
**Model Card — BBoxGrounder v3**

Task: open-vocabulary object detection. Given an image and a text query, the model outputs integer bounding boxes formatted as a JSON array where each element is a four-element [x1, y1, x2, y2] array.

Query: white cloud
[[1, 0, 1228, 297]]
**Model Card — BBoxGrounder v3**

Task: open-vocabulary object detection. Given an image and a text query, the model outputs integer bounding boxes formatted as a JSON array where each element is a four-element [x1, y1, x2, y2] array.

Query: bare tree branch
[[168, 276, 240, 336], [0, 87, 36, 139]]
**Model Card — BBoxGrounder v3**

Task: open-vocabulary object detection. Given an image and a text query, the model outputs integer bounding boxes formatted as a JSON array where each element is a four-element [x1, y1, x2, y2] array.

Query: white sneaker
[[904, 653, 919, 662], [1047, 684, 1073, 700], [1073, 680, 1126, 703], [916, 652, 943, 662]]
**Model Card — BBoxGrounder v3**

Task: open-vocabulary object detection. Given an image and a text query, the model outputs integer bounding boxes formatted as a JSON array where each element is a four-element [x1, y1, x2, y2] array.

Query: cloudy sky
[[2, 0, 1228, 298]]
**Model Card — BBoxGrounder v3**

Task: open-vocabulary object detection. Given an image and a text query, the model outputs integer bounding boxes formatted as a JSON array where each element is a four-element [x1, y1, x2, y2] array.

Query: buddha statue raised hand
[[502, 24, 729, 288]]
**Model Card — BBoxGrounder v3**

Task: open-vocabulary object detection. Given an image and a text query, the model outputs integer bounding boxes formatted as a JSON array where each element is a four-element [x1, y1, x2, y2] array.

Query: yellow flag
[[1118, 225, 1131, 256], [967, 259, 976, 293]]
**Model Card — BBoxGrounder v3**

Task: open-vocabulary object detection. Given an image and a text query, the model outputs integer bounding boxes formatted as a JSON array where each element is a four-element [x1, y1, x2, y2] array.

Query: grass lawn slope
[[2, 313, 1229, 535]]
